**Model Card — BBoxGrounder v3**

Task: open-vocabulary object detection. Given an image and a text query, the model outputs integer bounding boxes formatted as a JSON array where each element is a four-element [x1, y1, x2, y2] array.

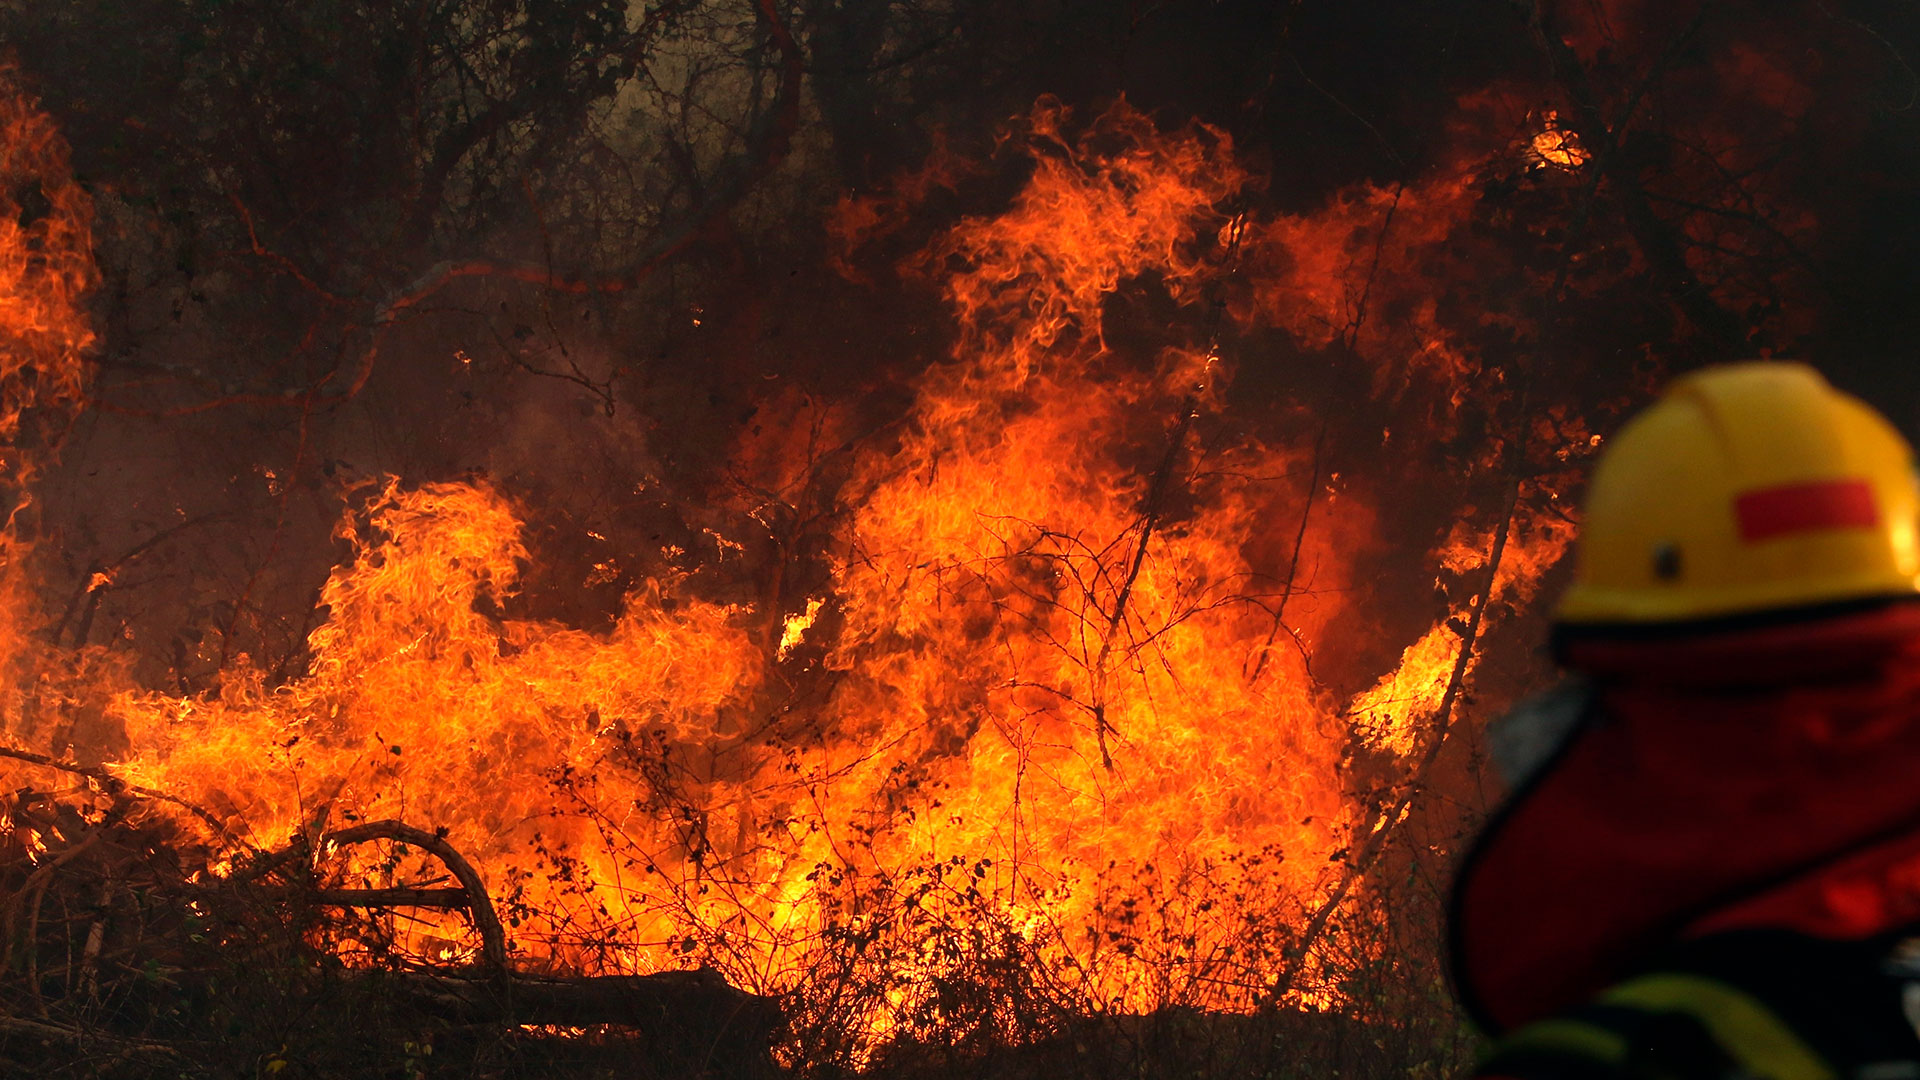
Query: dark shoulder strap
[[1655, 930, 1918, 1071], [1473, 930, 1920, 1080], [1476, 987, 1795, 1080]]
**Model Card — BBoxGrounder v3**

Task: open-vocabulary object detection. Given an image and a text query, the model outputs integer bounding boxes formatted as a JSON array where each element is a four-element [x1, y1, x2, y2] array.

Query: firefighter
[[1451, 361, 1920, 1080]]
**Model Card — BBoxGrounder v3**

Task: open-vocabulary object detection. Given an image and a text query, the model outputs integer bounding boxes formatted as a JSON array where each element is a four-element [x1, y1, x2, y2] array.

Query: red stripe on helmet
[[1734, 479, 1879, 542]]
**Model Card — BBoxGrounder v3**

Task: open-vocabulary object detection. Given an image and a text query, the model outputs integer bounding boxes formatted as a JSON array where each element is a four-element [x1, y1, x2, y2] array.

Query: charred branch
[[0, 1015, 185, 1062], [0, 745, 236, 845], [390, 966, 782, 1039]]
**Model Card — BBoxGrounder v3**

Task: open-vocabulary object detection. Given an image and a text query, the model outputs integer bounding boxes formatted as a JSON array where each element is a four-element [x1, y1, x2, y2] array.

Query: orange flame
[[2, 94, 1583, 1041], [0, 72, 97, 753]]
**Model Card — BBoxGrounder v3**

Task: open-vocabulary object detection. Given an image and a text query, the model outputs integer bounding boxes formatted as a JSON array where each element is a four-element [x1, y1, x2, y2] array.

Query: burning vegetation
[[0, 2, 1916, 1077]]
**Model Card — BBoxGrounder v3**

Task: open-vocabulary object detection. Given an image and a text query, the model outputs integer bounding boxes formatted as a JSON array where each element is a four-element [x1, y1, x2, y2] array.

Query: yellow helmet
[[1556, 362, 1920, 627]]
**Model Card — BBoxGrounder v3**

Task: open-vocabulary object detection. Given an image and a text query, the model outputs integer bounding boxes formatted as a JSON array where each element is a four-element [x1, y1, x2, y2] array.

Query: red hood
[[1450, 602, 1920, 1034]]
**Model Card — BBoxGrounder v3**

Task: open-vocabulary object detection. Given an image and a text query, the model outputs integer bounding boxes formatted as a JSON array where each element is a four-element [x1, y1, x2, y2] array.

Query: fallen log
[[353, 966, 784, 1079], [391, 965, 783, 1035], [0, 1015, 185, 1062]]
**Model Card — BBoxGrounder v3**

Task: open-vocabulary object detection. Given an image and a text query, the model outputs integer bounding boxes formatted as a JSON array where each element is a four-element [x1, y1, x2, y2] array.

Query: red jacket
[[1452, 602, 1920, 1035]]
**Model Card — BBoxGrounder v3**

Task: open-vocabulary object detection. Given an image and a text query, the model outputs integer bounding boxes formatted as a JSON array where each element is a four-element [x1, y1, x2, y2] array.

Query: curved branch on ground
[[236, 819, 508, 976]]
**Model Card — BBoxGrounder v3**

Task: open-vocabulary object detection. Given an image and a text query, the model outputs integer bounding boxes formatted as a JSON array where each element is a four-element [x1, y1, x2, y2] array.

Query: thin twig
[[1087, 390, 1205, 770], [1246, 424, 1325, 686]]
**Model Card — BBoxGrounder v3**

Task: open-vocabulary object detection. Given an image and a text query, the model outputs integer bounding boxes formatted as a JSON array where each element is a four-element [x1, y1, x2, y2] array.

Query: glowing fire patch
[[777, 598, 824, 660], [1531, 112, 1591, 169]]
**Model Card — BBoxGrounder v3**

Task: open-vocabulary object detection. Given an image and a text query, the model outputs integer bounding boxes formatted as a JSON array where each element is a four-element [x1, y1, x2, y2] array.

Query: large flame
[[0, 71, 97, 751], [3, 89, 1579, 1043]]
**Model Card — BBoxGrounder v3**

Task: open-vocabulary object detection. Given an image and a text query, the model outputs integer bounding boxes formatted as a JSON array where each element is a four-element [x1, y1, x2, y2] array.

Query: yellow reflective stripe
[[1494, 1017, 1630, 1066], [1601, 974, 1837, 1080]]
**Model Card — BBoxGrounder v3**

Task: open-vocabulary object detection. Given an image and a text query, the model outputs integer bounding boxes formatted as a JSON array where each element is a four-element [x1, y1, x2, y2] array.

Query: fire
[[1, 88, 1582, 1043], [0, 73, 92, 452], [0, 70, 96, 752], [1530, 112, 1591, 170], [114, 477, 763, 957], [1351, 502, 1577, 759], [777, 599, 825, 660]]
